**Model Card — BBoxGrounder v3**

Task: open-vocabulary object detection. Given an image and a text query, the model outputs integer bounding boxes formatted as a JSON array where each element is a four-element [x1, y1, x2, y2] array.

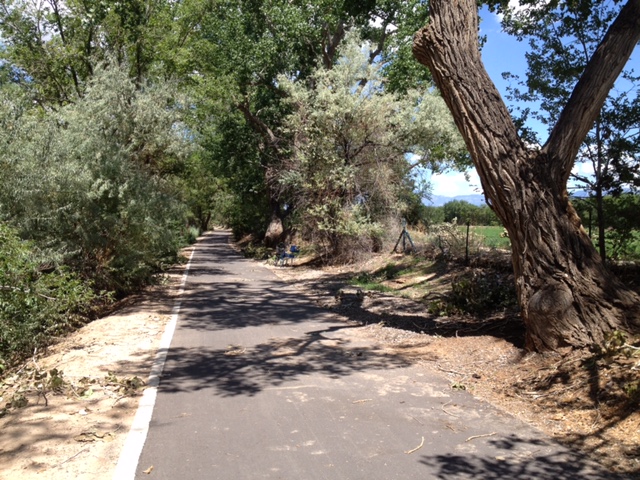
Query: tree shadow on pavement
[[174, 281, 343, 332], [419, 433, 632, 480], [174, 235, 355, 333], [157, 324, 412, 397]]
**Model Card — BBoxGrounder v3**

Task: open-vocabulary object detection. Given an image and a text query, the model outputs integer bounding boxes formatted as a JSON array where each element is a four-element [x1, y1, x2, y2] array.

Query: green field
[[470, 225, 511, 249], [469, 226, 640, 259]]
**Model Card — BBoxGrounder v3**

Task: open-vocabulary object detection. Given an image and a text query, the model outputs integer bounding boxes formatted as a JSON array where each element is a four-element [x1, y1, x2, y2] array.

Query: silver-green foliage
[[276, 33, 465, 259], [0, 62, 192, 292]]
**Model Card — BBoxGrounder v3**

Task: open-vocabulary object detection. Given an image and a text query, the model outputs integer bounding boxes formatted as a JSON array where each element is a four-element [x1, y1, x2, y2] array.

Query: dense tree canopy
[[173, 0, 447, 243], [0, 0, 467, 322], [1, 0, 639, 359]]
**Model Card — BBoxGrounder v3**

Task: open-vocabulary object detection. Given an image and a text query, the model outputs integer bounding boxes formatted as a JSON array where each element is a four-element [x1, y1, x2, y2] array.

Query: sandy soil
[[0, 241, 638, 479], [0, 245, 193, 480]]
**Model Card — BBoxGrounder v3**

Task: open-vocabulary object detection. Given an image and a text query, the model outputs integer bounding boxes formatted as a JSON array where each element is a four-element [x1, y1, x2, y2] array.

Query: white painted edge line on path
[[112, 246, 196, 480]]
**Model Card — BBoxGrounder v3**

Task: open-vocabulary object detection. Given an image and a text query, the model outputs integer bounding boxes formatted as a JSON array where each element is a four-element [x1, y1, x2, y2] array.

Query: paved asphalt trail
[[134, 231, 621, 480]]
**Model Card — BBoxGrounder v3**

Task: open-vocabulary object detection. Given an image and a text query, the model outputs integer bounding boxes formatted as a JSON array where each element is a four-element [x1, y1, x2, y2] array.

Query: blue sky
[[427, 5, 640, 199]]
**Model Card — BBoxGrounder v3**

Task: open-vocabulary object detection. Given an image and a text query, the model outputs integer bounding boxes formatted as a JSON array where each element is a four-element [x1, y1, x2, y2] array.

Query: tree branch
[[368, 13, 396, 65], [49, 0, 82, 97], [544, 0, 640, 181], [237, 101, 279, 148], [322, 21, 345, 69]]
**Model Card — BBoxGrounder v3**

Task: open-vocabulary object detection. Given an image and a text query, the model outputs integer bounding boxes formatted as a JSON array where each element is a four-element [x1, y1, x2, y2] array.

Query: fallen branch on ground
[[465, 432, 496, 442], [405, 436, 425, 454]]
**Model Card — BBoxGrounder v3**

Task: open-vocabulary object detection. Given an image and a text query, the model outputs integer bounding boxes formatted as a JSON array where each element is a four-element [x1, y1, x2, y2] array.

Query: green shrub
[[242, 242, 272, 260], [0, 224, 99, 368], [274, 34, 466, 263], [436, 269, 517, 316], [187, 227, 201, 244]]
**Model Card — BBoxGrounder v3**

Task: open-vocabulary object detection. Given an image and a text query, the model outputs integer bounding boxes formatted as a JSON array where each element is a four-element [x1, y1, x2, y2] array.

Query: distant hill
[[424, 194, 486, 207], [569, 190, 590, 198], [425, 190, 590, 207]]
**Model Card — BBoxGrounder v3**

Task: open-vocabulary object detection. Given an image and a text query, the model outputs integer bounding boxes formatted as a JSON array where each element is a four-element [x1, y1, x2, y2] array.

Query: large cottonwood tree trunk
[[413, 0, 640, 351]]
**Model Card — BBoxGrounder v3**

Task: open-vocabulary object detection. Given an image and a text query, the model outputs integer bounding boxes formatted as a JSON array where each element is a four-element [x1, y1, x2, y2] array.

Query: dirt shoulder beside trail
[[263, 253, 640, 478], [0, 238, 638, 479], [0, 244, 195, 480]]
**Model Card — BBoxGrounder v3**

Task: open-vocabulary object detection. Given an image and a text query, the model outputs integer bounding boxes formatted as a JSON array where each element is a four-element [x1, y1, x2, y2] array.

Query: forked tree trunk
[[413, 0, 640, 351]]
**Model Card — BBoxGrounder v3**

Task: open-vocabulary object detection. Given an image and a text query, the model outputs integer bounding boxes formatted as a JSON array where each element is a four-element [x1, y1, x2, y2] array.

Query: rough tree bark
[[413, 0, 640, 351]]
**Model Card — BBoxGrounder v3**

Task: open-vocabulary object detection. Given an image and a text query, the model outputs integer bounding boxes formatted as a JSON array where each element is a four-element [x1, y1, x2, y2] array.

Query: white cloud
[[572, 161, 595, 178], [491, 0, 550, 22], [370, 15, 398, 34], [429, 169, 483, 197]]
